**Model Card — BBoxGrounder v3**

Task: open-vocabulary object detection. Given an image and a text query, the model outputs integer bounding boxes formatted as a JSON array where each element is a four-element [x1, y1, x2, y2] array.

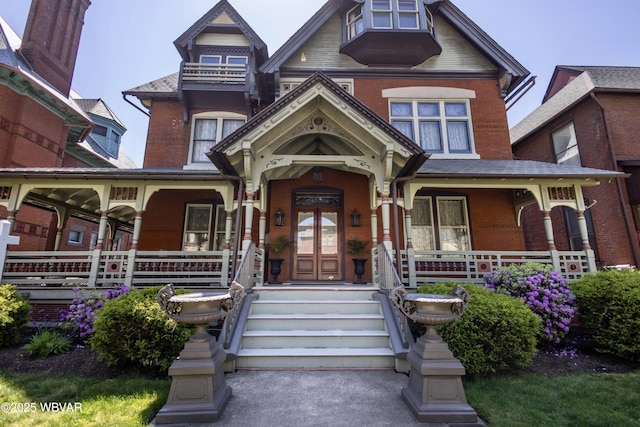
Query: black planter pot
[[269, 258, 284, 284], [352, 258, 367, 284]]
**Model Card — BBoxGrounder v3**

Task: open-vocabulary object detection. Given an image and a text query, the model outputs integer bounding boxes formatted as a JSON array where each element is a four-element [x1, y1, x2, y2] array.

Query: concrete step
[[236, 347, 395, 369], [234, 286, 394, 370], [253, 286, 377, 301], [241, 329, 390, 349], [246, 313, 386, 331], [250, 299, 381, 315]]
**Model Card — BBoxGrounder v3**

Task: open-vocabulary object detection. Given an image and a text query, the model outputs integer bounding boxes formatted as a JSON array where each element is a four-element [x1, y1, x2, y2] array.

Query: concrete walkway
[[153, 369, 484, 427]]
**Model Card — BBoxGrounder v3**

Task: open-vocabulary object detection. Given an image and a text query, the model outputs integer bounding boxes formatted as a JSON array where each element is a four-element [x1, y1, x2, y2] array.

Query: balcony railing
[[181, 63, 247, 85]]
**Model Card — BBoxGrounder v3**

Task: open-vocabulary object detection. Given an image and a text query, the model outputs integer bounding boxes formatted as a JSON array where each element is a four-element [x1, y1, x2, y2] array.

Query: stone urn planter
[[390, 285, 479, 425], [154, 282, 245, 424]]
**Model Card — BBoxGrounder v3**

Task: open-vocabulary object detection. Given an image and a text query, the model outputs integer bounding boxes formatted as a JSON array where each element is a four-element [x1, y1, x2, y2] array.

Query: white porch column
[[224, 210, 233, 250], [576, 210, 592, 250], [131, 211, 143, 250], [242, 192, 255, 249], [259, 210, 267, 249], [381, 193, 391, 244], [370, 209, 378, 246], [95, 211, 109, 250], [543, 211, 556, 250]]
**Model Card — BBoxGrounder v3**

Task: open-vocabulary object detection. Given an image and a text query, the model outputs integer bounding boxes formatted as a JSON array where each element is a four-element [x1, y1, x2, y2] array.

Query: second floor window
[[390, 100, 474, 155], [190, 114, 246, 165], [552, 122, 581, 166]]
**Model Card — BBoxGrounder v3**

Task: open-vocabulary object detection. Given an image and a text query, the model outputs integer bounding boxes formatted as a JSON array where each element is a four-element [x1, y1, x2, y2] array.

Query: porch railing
[[399, 249, 593, 287], [374, 243, 412, 351], [223, 242, 264, 349], [2, 249, 243, 288]]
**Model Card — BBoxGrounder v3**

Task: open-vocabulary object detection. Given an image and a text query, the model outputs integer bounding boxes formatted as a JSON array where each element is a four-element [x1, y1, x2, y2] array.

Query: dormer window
[[341, 0, 441, 66]]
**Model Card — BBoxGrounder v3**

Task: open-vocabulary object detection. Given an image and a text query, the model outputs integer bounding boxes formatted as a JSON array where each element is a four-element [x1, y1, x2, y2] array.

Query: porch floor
[[152, 369, 485, 426]]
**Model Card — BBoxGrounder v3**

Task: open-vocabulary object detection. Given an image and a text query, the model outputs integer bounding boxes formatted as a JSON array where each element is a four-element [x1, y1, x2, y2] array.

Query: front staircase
[[234, 286, 396, 369]]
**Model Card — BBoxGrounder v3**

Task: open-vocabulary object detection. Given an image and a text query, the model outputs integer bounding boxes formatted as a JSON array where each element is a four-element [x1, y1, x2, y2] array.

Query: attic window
[[93, 125, 107, 136]]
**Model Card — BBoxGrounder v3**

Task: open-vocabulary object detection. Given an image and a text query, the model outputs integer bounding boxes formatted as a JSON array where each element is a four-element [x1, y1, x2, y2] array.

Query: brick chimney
[[19, 0, 91, 97]]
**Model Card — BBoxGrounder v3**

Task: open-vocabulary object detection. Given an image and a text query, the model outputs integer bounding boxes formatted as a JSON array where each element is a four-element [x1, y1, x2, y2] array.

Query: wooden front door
[[293, 208, 342, 281]]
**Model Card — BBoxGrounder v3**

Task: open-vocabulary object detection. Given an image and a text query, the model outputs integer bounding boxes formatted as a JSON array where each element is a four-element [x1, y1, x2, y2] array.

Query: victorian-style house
[[0, 1, 624, 369]]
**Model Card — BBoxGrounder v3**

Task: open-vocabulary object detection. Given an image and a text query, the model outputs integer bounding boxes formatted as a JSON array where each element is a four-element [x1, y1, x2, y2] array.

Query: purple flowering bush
[[484, 263, 575, 344], [59, 284, 129, 342]]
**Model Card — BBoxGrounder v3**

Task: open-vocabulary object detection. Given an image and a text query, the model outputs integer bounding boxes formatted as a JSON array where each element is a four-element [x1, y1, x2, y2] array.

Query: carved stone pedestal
[[401, 329, 479, 425], [154, 329, 231, 424]]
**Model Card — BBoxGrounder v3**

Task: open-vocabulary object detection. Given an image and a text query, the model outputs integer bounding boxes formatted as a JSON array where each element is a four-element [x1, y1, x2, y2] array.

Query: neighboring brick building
[[511, 66, 640, 268], [0, 0, 133, 251]]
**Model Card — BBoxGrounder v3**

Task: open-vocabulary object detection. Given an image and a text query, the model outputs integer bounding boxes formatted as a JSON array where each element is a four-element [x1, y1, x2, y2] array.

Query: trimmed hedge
[[0, 284, 31, 348], [417, 283, 540, 376], [572, 269, 640, 362], [90, 287, 195, 373]]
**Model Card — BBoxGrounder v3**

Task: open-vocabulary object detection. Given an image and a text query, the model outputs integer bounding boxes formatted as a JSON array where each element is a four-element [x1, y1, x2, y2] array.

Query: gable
[[210, 72, 426, 194]]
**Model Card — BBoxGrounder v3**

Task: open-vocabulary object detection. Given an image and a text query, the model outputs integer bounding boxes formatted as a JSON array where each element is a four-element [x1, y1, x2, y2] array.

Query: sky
[[3, 0, 640, 167]]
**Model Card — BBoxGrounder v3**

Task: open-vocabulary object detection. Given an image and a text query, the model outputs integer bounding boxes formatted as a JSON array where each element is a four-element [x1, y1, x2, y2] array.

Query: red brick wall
[[143, 102, 189, 168], [353, 78, 513, 160], [0, 87, 66, 168]]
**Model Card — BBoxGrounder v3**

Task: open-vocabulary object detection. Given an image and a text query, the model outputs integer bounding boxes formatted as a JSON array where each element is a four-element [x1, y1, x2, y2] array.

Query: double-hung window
[[552, 122, 581, 166], [188, 113, 246, 167], [390, 100, 474, 156], [412, 196, 471, 251], [372, 0, 392, 28], [183, 204, 213, 251]]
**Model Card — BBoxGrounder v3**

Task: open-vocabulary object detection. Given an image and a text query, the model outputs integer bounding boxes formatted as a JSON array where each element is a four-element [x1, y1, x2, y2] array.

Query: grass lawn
[[464, 371, 640, 427], [1, 370, 639, 426], [0, 371, 169, 427]]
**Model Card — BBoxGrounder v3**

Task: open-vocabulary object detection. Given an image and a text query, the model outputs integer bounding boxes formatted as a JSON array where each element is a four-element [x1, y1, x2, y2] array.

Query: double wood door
[[293, 208, 343, 281]]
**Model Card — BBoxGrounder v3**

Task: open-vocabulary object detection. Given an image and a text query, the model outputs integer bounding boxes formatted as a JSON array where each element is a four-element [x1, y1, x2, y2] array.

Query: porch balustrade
[[397, 249, 593, 287], [1, 247, 591, 289], [2, 249, 239, 288], [181, 63, 247, 84]]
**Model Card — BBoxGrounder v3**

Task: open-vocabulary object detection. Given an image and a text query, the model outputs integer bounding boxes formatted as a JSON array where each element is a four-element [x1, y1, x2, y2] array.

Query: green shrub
[[572, 269, 640, 362], [23, 330, 72, 357], [90, 287, 195, 373], [0, 284, 31, 348], [416, 283, 540, 376]]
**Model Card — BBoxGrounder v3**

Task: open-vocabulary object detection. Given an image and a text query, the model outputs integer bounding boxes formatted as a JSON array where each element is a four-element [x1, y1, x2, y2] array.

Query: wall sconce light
[[351, 209, 360, 227], [275, 208, 285, 226]]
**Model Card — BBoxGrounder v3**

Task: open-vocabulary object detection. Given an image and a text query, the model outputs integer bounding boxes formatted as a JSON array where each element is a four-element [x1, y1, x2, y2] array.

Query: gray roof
[[418, 159, 624, 180], [122, 72, 179, 97], [74, 98, 126, 130], [511, 66, 640, 144], [557, 66, 640, 91]]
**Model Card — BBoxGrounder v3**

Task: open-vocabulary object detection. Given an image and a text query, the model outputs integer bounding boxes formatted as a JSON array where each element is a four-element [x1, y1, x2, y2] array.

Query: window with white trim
[[412, 196, 471, 251], [347, 4, 364, 39], [390, 100, 475, 156], [183, 204, 213, 251], [188, 112, 246, 167], [552, 122, 581, 166]]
